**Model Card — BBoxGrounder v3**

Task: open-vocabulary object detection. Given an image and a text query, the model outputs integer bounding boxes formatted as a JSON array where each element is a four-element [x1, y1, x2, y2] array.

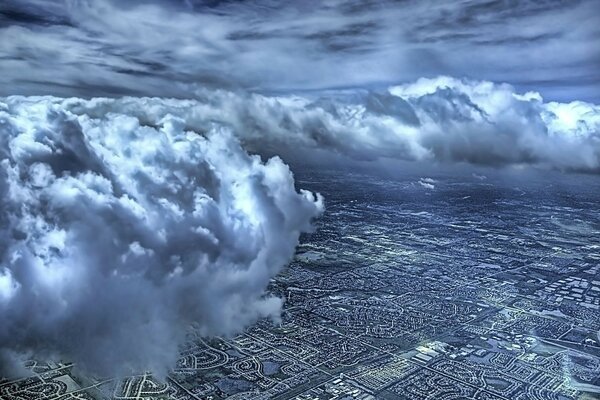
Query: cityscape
[[2, 169, 599, 399]]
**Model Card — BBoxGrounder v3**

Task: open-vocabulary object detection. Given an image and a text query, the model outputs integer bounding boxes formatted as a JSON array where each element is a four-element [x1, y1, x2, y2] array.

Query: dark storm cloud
[[0, 0, 71, 24], [0, 95, 323, 376], [0, 0, 598, 100]]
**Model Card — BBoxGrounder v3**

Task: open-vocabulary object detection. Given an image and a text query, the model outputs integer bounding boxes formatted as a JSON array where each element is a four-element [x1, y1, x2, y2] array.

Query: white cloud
[[0, 269, 19, 303], [418, 178, 435, 190], [0, 96, 323, 376], [28, 76, 598, 172]]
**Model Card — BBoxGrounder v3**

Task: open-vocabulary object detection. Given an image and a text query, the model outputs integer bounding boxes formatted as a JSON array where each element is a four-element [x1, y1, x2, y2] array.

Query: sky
[[1, 0, 599, 102]]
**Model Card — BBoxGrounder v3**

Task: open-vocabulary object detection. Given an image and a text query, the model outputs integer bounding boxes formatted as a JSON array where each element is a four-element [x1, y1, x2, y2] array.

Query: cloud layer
[[20, 76, 598, 171], [1, 0, 599, 101], [0, 96, 323, 376]]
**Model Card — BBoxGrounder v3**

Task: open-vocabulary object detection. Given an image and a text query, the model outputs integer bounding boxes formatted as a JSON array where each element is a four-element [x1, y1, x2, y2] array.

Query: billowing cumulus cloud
[[388, 77, 600, 170], [23, 76, 598, 171], [0, 96, 324, 376]]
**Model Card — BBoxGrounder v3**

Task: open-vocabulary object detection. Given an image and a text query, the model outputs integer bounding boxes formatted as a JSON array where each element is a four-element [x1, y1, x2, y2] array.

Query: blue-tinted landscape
[[1, 1, 599, 399], [3, 168, 600, 399]]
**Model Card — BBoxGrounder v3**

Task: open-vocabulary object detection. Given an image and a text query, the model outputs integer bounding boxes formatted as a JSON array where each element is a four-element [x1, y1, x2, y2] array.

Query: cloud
[[27, 76, 599, 172], [418, 178, 436, 189], [388, 77, 600, 170], [0, 0, 599, 101], [0, 96, 324, 376]]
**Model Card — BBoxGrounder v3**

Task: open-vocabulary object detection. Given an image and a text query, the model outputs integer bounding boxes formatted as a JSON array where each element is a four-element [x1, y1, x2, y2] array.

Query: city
[[2, 169, 599, 399]]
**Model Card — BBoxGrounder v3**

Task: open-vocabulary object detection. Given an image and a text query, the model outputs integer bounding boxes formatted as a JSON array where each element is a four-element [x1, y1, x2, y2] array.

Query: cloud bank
[[0, 96, 323, 376], [20, 76, 598, 171]]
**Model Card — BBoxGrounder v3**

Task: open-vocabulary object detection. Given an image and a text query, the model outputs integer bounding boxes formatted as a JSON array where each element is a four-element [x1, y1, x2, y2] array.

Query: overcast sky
[[1, 0, 599, 101]]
